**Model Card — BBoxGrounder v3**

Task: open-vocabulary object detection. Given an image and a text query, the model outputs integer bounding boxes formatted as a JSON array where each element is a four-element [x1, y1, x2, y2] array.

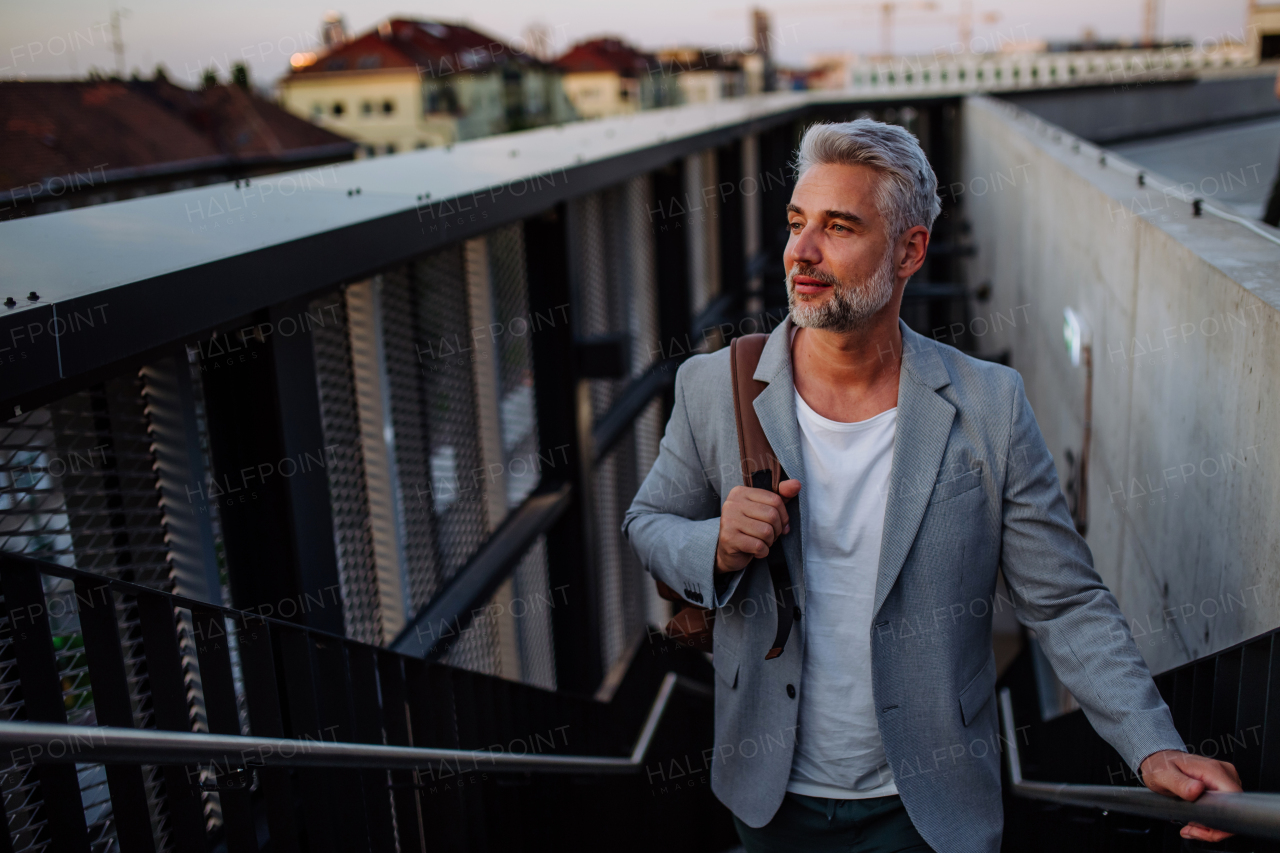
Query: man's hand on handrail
[[1140, 749, 1243, 842]]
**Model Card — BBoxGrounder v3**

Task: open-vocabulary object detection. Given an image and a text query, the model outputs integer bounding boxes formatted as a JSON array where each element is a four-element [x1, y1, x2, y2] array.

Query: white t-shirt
[[786, 363, 899, 800]]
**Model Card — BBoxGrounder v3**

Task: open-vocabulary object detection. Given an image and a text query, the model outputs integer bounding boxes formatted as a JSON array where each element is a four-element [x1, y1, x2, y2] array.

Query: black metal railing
[[1001, 690, 1280, 840], [1000, 625, 1280, 850], [0, 550, 726, 853]]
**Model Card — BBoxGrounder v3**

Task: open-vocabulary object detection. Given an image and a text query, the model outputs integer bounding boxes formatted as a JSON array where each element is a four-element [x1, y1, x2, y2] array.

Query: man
[[622, 119, 1241, 852]]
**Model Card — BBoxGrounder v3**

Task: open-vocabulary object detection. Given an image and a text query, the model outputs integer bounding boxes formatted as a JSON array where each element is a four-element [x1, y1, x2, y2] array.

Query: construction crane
[[799, 2, 940, 57], [1141, 0, 1162, 47], [721, 2, 938, 59], [722, 1, 1000, 58], [951, 0, 1001, 53]]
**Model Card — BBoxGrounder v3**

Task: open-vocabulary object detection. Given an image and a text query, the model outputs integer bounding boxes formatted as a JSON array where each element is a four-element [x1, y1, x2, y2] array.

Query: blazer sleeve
[[998, 372, 1186, 773], [622, 359, 745, 609]]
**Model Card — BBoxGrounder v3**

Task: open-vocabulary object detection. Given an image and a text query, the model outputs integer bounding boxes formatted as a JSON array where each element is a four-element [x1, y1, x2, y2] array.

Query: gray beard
[[786, 251, 896, 334]]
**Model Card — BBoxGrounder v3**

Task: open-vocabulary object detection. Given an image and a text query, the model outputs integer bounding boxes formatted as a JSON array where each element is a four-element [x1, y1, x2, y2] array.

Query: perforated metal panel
[[0, 402, 78, 851], [166, 352, 231, 835], [487, 223, 556, 689], [684, 150, 722, 316], [410, 246, 501, 676], [311, 293, 383, 646], [377, 269, 441, 619], [0, 376, 178, 852], [571, 185, 657, 677], [622, 176, 671, 631]]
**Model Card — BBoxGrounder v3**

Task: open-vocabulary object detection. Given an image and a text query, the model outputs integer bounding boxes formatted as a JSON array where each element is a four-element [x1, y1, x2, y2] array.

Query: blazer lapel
[[751, 319, 806, 594], [873, 321, 955, 619]]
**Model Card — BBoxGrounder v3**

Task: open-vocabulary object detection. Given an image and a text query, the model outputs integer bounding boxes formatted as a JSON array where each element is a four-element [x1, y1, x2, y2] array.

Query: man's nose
[[788, 224, 822, 267]]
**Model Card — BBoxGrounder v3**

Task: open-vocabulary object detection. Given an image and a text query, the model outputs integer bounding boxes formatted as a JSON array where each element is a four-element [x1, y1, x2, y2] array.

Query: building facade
[[279, 18, 574, 154], [653, 47, 747, 104], [1249, 2, 1280, 61], [555, 38, 677, 119]]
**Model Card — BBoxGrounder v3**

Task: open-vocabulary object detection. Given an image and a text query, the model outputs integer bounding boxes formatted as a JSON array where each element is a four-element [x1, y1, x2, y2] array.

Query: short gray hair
[[793, 119, 941, 239]]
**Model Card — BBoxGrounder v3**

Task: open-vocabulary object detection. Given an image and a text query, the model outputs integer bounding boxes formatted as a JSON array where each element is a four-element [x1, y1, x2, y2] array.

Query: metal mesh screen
[[311, 292, 383, 646], [0, 376, 177, 852], [622, 176, 670, 631], [409, 246, 501, 676], [571, 185, 656, 676], [173, 350, 236, 834], [302, 233, 556, 685], [377, 270, 441, 618], [487, 223, 556, 690]]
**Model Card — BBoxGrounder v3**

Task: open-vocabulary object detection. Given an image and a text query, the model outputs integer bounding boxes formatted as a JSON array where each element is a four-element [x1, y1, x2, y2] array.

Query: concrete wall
[[960, 95, 1280, 674], [1000, 68, 1280, 143]]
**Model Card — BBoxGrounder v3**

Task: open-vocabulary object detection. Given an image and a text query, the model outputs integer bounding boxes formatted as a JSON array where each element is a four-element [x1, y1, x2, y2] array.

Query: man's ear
[[896, 225, 930, 280]]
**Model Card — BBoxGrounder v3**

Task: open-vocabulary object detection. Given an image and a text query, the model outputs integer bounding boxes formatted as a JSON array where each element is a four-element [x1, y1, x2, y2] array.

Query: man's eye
[[832, 223, 848, 233], [788, 221, 802, 230]]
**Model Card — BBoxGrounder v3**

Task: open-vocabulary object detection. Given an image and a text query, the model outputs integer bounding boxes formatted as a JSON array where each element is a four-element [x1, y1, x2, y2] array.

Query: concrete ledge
[[961, 94, 1280, 673], [1000, 68, 1280, 144]]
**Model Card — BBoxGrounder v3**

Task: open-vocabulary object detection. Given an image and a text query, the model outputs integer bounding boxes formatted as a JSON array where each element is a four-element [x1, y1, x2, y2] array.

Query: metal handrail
[[0, 672, 711, 776], [591, 291, 742, 462], [999, 688, 1280, 840], [390, 482, 573, 657]]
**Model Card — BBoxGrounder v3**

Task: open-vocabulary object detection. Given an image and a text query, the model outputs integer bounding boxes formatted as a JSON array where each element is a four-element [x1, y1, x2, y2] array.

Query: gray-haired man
[[622, 119, 1240, 852]]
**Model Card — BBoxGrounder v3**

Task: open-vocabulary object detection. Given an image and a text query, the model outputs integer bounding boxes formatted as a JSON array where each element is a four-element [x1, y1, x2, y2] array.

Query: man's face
[[783, 162, 900, 333]]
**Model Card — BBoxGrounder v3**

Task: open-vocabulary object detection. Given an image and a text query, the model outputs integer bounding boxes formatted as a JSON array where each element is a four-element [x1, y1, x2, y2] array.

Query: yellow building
[[554, 38, 676, 120], [1249, 2, 1280, 61], [653, 47, 747, 104], [279, 18, 574, 155]]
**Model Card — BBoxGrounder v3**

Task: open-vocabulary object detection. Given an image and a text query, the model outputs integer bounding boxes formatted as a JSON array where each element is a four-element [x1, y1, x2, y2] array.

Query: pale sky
[[1, 0, 1251, 89]]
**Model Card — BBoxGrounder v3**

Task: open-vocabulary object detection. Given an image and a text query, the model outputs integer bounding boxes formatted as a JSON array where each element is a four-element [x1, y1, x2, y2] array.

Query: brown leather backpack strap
[[731, 334, 781, 492], [730, 334, 796, 661]]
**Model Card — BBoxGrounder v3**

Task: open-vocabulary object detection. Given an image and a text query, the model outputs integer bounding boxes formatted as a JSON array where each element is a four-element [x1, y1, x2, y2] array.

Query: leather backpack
[[655, 333, 797, 660]]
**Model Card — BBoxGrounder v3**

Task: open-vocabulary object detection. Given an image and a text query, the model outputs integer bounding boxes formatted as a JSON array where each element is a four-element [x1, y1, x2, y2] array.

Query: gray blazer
[[622, 317, 1184, 852]]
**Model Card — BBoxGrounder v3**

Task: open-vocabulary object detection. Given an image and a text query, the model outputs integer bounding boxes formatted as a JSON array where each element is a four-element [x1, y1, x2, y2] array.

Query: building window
[[415, 140, 429, 149], [311, 103, 323, 117], [363, 144, 376, 157], [385, 143, 397, 154], [424, 85, 459, 114], [357, 54, 381, 69], [361, 101, 373, 115], [332, 101, 346, 117], [382, 99, 395, 114]]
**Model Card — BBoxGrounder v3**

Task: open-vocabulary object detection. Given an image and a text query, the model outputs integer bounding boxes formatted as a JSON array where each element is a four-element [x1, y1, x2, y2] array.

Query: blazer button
[[793, 606, 802, 621], [786, 684, 796, 699]]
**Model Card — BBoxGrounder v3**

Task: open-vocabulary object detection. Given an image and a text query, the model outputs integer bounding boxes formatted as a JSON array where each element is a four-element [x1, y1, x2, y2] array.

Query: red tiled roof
[[136, 78, 350, 159], [0, 81, 218, 191], [288, 19, 542, 78], [555, 38, 655, 77], [0, 78, 355, 191]]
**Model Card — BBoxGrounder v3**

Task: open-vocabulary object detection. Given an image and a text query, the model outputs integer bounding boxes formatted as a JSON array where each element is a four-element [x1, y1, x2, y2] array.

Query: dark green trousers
[[733, 792, 933, 853]]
